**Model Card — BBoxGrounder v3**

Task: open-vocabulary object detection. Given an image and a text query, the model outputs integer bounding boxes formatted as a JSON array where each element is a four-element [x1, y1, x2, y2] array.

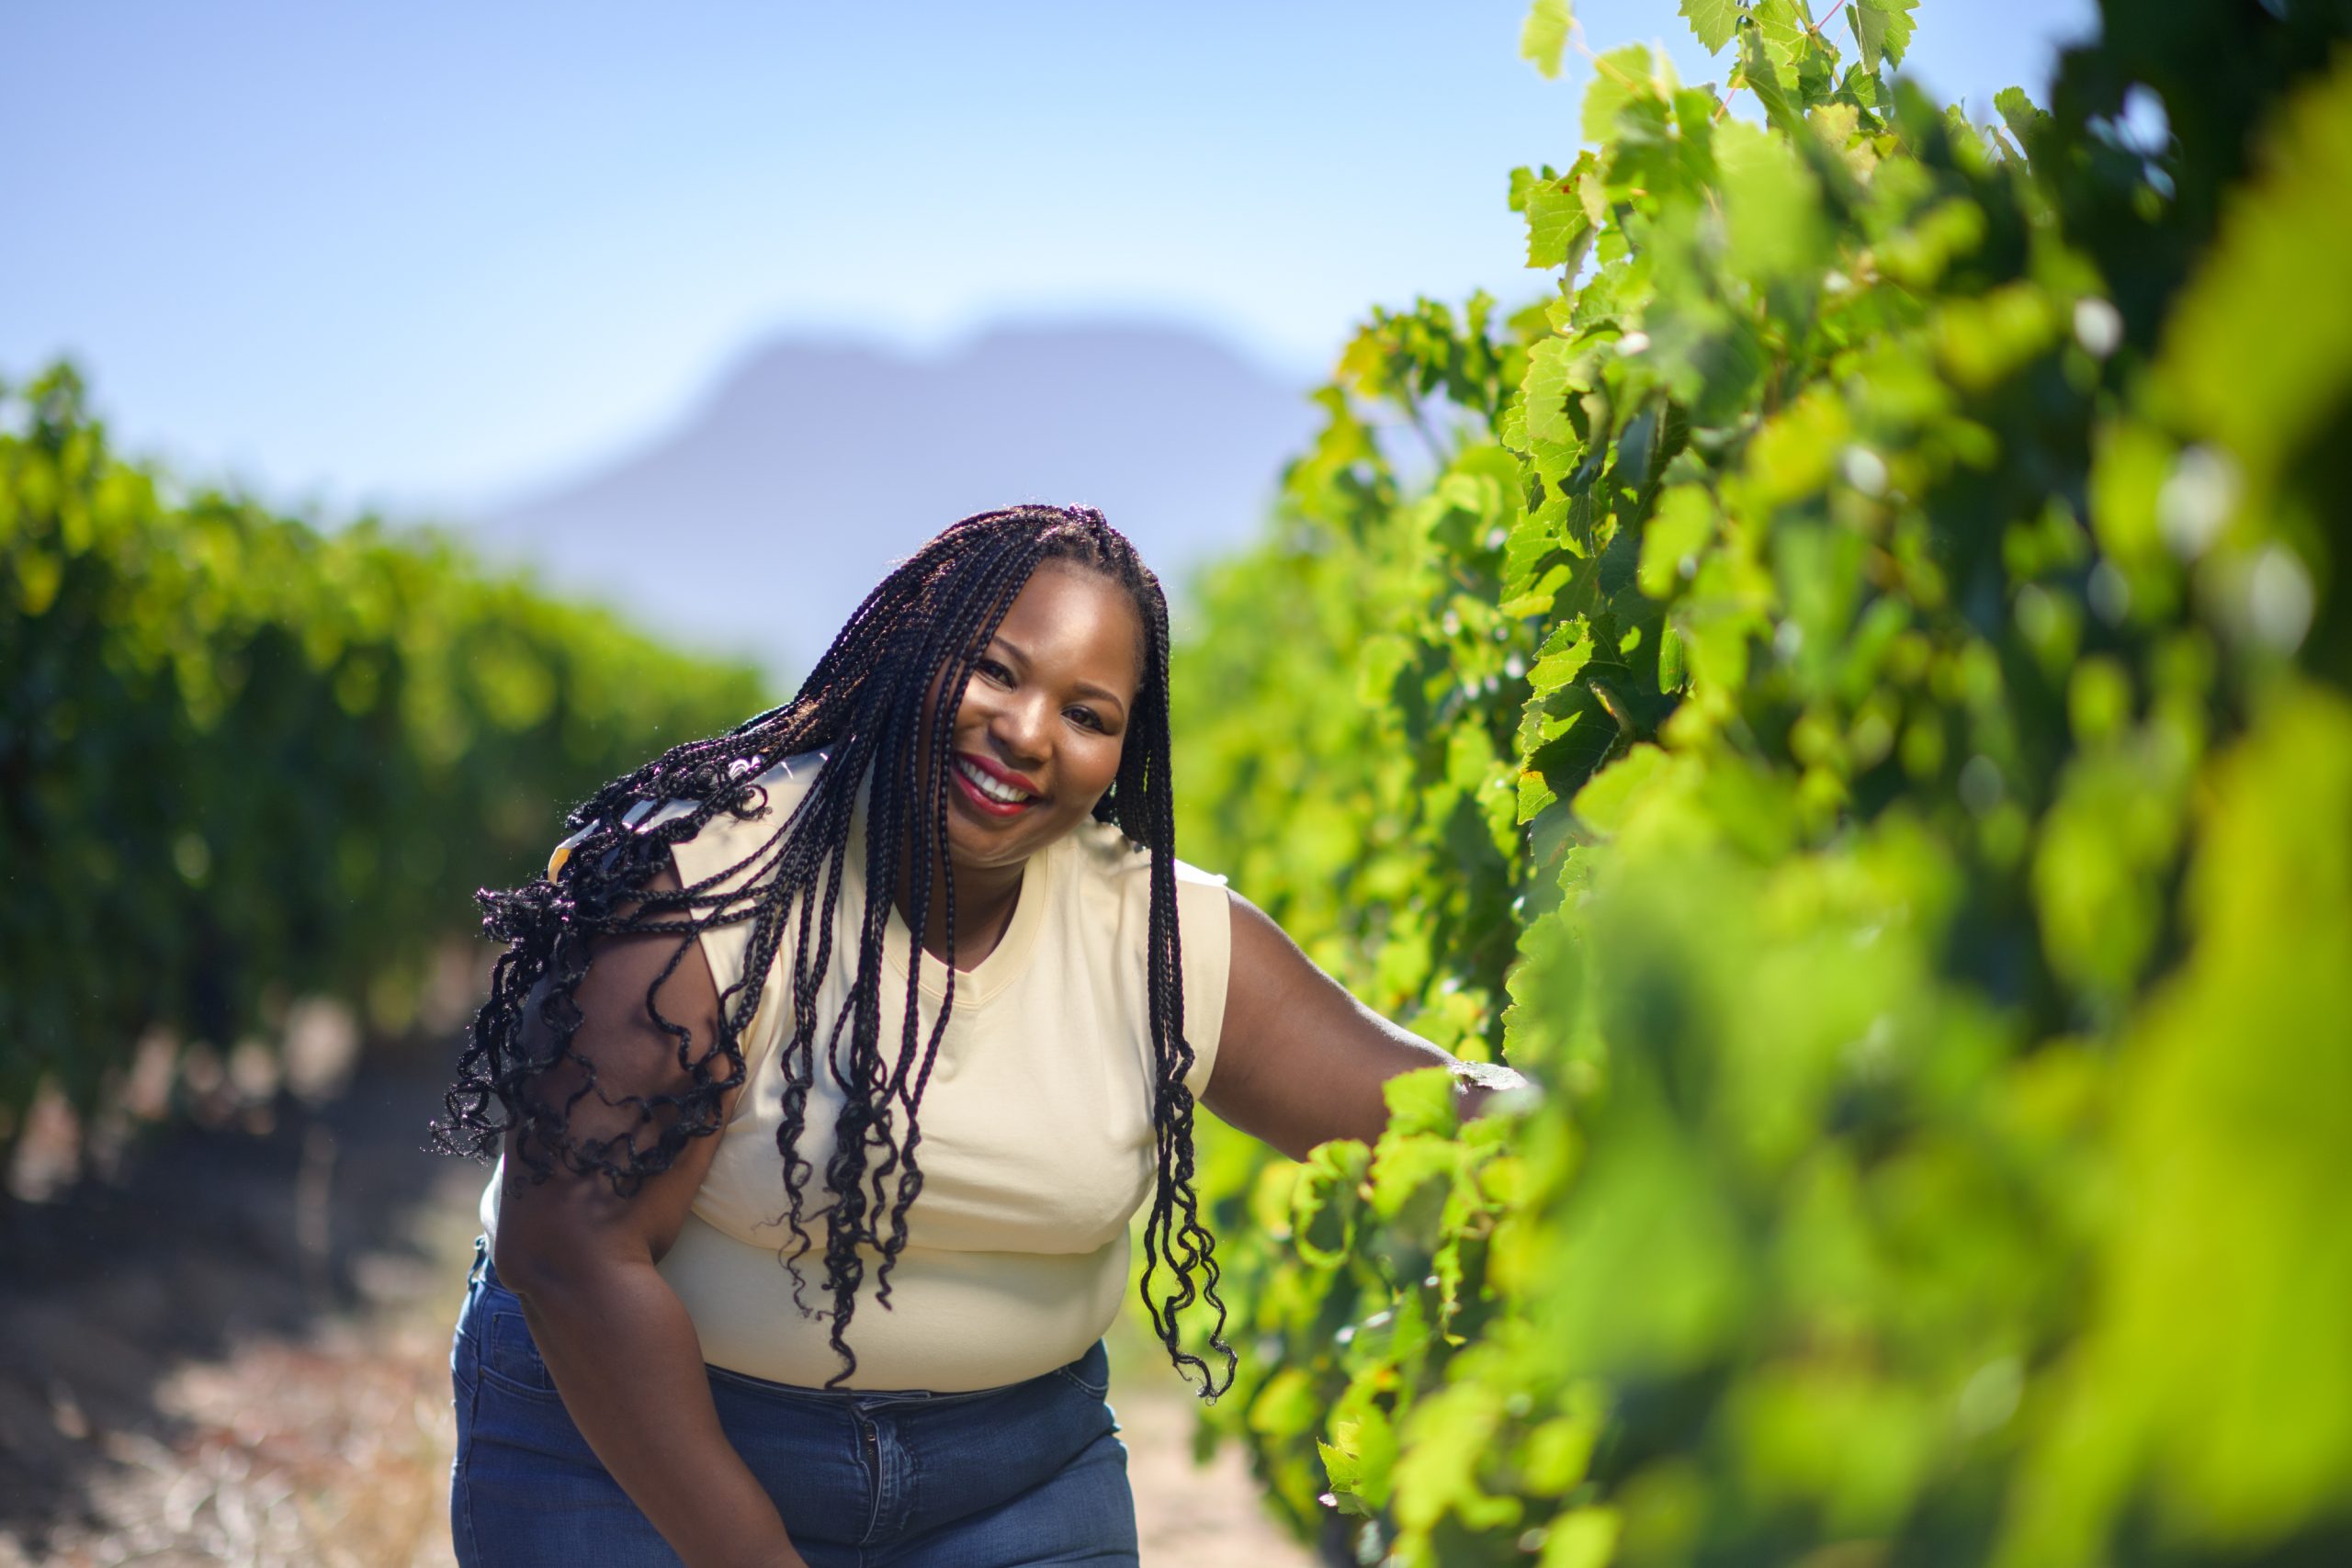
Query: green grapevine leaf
[[1994, 85, 2049, 151], [1521, 1401, 1602, 1493], [1520, 0, 1573, 81], [1567, 742, 1668, 833], [1528, 619, 1595, 697], [1368, 1134, 1464, 1222], [1581, 43, 1661, 144], [1736, 23, 1805, 137], [1519, 768, 1562, 827], [1392, 1381, 1521, 1535], [1249, 1368, 1323, 1439], [1679, 0, 1742, 54], [1522, 152, 1602, 270], [1382, 1064, 1464, 1136], [1505, 504, 1571, 615], [1638, 484, 1716, 599], [1748, 0, 1809, 75], [1521, 336, 1585, 451], [1849, 0, 1917, 72], [1509, 163, 1539, 215], [1717, 118, 1830, 284], [1538, 1508, 1623, 1567]]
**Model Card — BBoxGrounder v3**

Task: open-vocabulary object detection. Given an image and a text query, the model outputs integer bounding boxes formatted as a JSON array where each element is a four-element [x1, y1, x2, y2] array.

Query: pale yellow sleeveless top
[[479, 749, 1232, 1391]]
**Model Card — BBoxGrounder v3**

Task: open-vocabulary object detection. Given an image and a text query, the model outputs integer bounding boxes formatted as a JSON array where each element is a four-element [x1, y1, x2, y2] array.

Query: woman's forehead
[[991, 561, 1146, 694]]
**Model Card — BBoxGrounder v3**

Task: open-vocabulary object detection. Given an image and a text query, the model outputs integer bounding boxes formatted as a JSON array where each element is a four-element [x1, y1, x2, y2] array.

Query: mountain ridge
[[476, 319, 1319, 679]]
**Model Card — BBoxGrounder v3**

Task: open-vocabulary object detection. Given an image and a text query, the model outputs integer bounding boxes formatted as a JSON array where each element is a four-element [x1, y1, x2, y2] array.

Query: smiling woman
[[428, 504, 1527, 1568]]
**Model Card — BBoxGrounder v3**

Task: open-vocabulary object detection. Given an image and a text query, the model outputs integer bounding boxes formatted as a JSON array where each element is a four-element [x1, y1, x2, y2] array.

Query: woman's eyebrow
[[990, 634, 1129, 711]]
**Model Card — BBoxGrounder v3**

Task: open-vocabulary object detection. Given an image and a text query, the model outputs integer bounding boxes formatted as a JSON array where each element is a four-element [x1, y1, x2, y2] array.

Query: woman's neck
[[892, 851, 1025, 972]]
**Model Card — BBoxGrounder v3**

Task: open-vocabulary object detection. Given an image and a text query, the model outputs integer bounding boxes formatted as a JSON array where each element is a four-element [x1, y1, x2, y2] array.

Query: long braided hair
[[433, 504, 1235, 1398]]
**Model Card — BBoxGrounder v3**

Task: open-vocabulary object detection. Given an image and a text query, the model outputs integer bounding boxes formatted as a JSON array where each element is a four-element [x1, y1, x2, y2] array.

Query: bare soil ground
[[0, 1048, 1315, 1567]]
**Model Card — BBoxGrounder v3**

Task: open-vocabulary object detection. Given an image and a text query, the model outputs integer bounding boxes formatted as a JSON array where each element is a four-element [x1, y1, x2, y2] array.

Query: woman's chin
[[947, 793, 1093, 873], [943, 795, 1035, 858]]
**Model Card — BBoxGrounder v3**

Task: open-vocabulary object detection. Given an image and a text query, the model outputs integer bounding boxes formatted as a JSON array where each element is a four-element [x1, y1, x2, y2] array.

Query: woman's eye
[[976, 659, 1012, 684], [1068, 707, 1106, 732]]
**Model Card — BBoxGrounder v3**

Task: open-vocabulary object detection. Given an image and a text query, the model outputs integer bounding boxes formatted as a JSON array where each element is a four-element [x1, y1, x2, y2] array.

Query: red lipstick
[[951, 751, 1041, 818], [957, 752, 1040, 795]]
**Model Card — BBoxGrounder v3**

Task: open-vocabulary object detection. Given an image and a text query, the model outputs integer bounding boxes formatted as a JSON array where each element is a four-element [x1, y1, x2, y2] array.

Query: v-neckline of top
[[879, 842, 1051, 1008]]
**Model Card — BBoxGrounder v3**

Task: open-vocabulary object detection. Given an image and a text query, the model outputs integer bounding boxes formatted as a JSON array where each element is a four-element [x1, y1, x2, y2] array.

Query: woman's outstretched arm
[[489, 861, 808, 1568], [1202, 889, 1534, 1161]]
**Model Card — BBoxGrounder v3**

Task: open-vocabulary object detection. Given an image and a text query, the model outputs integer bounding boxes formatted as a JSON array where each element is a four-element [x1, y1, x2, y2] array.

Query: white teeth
[[956, 757, 1033, 805]]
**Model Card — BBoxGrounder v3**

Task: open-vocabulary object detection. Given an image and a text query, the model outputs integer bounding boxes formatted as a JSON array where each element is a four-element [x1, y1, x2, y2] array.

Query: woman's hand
[[1201, 890, 1533, 1161], [490, 860, 808, 1568]]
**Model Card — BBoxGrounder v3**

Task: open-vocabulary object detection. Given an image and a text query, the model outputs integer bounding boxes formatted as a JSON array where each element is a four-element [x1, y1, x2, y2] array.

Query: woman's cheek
[[1090, 734, 1128, 794]]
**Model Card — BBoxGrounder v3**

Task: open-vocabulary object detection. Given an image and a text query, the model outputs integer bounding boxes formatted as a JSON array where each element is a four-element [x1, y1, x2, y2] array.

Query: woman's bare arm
[[1201, 889, 1533, 1161], [489, 861, 808, 1568]]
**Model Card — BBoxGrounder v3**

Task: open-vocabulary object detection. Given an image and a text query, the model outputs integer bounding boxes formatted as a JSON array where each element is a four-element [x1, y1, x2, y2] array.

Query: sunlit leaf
[[1849, 0, 1917, 73], [1582, 43, 1661, 144], [1521, 0, 1574, 81], [1679, 0, 1741, 54]]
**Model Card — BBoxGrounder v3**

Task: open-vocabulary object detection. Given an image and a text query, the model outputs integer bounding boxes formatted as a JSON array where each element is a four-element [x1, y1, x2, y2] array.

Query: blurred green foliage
[[1168, 1, 2352, 1562], [0, 367, 769, 1145]]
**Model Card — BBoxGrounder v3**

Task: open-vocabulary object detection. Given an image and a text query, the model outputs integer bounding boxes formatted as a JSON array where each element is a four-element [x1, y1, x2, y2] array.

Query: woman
[[434, 505, 1528, 1567]]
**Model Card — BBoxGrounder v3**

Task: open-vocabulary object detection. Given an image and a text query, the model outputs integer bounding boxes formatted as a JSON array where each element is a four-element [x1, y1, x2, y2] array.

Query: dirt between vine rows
[[0, 1046, 1317, 1568]]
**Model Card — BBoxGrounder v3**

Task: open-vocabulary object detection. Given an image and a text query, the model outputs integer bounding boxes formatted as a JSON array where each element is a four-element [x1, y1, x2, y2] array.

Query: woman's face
[[921, 560, 1144, 875]]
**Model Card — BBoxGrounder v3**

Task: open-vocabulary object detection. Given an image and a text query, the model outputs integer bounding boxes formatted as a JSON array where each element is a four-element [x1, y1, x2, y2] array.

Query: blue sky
[[3, 1, 2098, 515]]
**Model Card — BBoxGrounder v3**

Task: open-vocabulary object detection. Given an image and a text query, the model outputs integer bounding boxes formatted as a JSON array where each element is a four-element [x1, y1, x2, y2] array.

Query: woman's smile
[[951, 750, 1043, 815]]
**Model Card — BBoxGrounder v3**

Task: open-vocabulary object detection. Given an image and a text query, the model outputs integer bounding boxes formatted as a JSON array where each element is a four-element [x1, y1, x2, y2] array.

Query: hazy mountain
[[477, 321, 1320, 681]]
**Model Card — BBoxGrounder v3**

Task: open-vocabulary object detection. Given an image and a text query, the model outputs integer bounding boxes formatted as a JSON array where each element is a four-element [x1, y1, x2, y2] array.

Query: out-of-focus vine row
[[0, 366, 768, 1154], [1168, 1, 2351, 1562]]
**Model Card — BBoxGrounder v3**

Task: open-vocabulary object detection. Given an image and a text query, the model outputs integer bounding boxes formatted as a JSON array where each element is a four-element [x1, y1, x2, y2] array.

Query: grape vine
[[0, 366, 768, 1154], [1169, 2, 2352, 1562]]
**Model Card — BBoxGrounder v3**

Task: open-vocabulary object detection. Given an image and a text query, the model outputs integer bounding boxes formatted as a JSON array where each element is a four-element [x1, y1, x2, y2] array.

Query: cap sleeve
[[576, 751, 826, 1080], [670, 755, 835, 1054], [1172, 861, 1233, 1100]]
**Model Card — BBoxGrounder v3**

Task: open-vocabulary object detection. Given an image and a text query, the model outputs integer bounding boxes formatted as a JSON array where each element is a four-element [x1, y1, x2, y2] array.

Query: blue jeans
[[449, 1242, 1139, 1566]]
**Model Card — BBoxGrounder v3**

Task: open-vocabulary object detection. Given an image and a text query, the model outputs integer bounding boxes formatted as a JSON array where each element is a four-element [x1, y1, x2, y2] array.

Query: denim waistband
[[466, 1234, 1045, 1406], [704, 1357, 1029, 1407]]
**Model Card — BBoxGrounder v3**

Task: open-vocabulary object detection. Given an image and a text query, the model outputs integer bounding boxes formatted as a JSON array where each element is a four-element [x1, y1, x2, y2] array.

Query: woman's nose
[[989, 693, 1052, 763]]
